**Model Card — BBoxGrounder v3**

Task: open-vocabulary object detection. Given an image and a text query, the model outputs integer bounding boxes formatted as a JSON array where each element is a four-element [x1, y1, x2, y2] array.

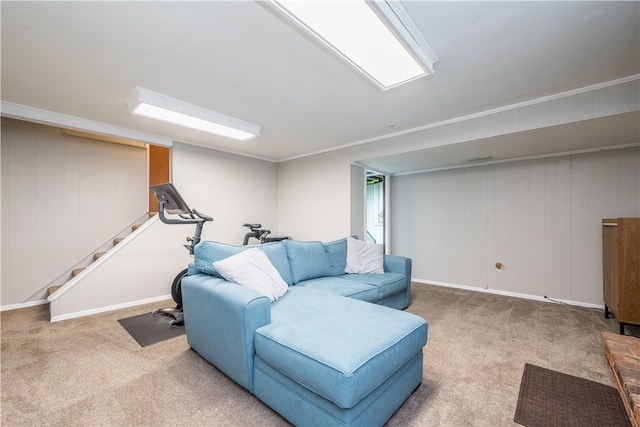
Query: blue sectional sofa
[[182, 237, 428, 426]]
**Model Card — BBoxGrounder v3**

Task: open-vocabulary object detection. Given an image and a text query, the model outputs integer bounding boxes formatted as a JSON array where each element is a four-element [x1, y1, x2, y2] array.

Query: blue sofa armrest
[[187, 261, 199, 276], [384, 254, 411, 276], [181, 273, 271, 392], [384, 255, 413, 308]]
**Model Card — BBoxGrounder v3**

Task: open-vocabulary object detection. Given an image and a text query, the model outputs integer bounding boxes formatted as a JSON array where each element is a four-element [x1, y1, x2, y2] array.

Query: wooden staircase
[[46, 215, 154, 297]]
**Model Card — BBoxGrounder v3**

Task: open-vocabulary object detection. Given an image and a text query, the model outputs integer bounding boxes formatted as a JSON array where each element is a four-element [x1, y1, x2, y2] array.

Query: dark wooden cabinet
[[603, 218, 640, 335]]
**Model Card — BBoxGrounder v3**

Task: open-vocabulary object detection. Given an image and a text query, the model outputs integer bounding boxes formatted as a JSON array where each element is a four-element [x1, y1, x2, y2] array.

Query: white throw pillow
[[345, 236, 384, 274], [213, 248, 288, 302]]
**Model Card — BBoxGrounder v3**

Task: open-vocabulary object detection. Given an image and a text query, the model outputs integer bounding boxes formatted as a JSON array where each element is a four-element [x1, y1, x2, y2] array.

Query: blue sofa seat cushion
[[253, 351, 423, 426], [337, 272, 407, 300], [297, 272, 407, 302], [294, 277, 379, 303], [254, 287, 428, 409], [193, 240, 293, 285]]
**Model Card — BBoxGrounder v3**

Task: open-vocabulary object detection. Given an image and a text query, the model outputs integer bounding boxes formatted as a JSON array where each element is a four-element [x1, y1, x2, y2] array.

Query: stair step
[[48, 213, 153, 305], [47, 285, 61, 296]]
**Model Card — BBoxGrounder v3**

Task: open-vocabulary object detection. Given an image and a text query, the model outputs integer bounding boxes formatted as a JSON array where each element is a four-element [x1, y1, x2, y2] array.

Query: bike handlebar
[[243, 223, 262, 230], [193, 209, 213, 222], [157, 200, 213, 225]]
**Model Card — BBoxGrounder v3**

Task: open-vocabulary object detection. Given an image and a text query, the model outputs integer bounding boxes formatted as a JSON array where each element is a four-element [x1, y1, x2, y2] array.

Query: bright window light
[[269, 0, 437, 90], [128, 87, 261, 141]]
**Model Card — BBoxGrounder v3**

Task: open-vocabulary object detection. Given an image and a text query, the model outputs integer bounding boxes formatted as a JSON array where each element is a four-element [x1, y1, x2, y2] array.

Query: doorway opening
[[366, 171, 385, 249]]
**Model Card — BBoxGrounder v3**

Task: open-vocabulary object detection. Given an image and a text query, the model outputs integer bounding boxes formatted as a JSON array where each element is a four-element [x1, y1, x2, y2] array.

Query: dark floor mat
[[514, 363, 630, 427], [118, 311, 185, 347]]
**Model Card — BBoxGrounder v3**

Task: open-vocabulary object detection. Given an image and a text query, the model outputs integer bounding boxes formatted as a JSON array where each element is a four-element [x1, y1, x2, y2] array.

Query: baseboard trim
[[0, 299, 48, 312], [47, 294, 174, 322], [4, 282, 603, 316], [412, 279, 605, 310]]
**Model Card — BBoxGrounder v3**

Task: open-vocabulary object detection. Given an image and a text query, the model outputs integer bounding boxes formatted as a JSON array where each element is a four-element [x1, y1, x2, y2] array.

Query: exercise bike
[[150, 183, 213, 327], [242, 223, 289, 245]]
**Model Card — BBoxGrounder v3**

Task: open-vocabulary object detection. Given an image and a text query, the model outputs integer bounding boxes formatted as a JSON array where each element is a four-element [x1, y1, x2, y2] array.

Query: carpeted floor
[[0, 283, 628, 426]]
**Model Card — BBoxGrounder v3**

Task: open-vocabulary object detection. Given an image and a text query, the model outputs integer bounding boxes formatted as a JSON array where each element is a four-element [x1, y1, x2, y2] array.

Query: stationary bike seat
[[243, 223, 262, 229]]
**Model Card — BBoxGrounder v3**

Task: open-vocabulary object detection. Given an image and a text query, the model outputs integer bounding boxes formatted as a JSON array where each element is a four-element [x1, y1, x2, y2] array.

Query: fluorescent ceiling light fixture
[[128, 87, 261, 141], [267, 0, 438, 90]]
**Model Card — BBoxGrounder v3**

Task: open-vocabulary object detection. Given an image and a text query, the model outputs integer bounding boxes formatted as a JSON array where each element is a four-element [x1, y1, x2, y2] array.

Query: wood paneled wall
[[1, 118, 147, 306], [391, 147, 640, 306]]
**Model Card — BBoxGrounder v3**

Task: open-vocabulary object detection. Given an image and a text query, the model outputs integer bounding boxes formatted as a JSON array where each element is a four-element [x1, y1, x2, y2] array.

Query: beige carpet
[[1, 283, 623, 426]]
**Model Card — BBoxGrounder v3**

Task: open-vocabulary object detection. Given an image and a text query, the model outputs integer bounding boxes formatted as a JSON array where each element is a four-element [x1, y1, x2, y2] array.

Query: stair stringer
[[48, 215, 196, 322]]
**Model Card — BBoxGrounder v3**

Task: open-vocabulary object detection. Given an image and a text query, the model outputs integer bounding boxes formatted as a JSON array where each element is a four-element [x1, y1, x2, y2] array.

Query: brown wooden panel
[[603, 220, 619, 317], [603, 218, 640, 329], [618, 218, 640, 324], [149, 145, 170, 212]]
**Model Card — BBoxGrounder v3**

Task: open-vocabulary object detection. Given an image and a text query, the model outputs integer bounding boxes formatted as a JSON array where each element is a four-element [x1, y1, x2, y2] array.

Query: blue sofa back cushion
[[322, 237, 348, 276], [194, 240, 293, 286], [283, 240, 333, 284]]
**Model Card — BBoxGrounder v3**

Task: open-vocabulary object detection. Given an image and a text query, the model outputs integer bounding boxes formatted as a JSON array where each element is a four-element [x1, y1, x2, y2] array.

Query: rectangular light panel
[[128, 87, 261, 141], [270, 0, 437, 90]]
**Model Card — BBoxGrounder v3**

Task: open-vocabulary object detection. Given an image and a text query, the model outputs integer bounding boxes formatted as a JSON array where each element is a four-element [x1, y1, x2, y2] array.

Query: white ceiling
[[2, 1, 639, 173]]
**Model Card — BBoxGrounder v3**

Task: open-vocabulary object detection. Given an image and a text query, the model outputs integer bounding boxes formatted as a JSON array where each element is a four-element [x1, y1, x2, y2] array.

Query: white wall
[[277, 149, 353, 241], [171, 142, 279, 245], [49, 216, 194, 321], [276, 79, 638, 247], [1, 120, 280, 310], [391, 147, 640, 306], [1, 118, 147, 306]]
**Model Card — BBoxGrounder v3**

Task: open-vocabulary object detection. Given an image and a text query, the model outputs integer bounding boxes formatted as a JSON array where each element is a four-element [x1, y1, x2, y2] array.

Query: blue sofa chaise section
[[182, 238, 428, 426]]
